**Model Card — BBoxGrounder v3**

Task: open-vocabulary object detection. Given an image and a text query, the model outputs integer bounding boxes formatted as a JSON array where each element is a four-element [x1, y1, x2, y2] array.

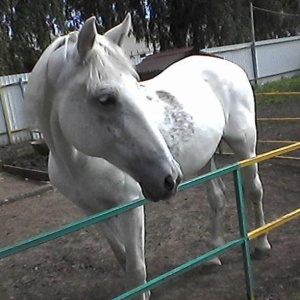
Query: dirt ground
[[0, 100, 299, 300]]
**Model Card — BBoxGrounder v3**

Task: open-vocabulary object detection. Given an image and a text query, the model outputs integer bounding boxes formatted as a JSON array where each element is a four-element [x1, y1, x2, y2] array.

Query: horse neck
[[44, 108, 88, 175]]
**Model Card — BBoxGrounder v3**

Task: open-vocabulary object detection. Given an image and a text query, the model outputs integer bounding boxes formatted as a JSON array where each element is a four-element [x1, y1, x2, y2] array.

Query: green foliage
[[63, 0, 300, 52], [255, 76, 300, 104], [1, 0, 300, 75], [252, 0, 300, 41], [65, 0, 148, 39], [293, 292, 300, 300], [0, 0, 65, 75]]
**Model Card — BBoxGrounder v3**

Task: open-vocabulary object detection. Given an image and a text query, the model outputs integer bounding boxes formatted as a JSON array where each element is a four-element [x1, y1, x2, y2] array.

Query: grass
[[254, 75, 300, 104], [293, 292, 300, 300]]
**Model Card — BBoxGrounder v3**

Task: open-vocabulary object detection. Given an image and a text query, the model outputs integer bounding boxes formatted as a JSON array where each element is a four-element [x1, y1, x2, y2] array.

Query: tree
[[149, 0, 300, 50], [252, 0, 300, 41], [65, 0, 148, 41], [0, 0, 14, 75], [0, 0, 65, 75], [1, 0, 300, 75], [143, 1, 252, 51]]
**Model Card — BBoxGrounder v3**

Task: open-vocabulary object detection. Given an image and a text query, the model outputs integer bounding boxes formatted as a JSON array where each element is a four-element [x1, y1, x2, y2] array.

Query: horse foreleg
[[120, 206, 150, 300], [202, 159, 226, 266], [101, 218, 127, 270]]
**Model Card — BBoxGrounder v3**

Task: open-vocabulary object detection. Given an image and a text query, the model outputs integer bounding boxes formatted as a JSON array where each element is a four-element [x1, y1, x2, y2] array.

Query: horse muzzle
[[140, 167, 182, 202]]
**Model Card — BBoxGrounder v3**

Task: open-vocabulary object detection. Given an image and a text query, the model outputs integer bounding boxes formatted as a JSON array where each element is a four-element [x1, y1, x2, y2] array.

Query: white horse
[[25, 14, 271, 299]]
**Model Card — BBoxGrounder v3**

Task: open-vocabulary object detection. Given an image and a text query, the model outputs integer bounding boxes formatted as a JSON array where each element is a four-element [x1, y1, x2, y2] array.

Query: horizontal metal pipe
[[114, 238, 244, 300], [0, 197, 148, 259], [273, 155, 300, 160], [257, 117, 300, 121], [256, 92, 300, 95], [248, 208, 300, 240], [239, 142, 300, 167], [257, 140, 299, 143], [178, 163, 238, 191]]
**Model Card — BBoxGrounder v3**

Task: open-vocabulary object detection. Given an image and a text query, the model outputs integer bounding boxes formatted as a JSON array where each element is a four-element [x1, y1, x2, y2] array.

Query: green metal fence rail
[[1, 142, 300, 300]]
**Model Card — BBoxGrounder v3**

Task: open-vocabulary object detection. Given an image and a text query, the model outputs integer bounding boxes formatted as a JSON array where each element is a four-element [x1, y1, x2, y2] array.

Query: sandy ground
[[0, 100, 299, 300]]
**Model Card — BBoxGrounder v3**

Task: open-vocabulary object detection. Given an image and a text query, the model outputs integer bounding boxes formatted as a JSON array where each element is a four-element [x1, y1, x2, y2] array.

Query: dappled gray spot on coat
[[156, 90, 183, 108], [156, 90, 195, 156], [146, 96, 153, 101]]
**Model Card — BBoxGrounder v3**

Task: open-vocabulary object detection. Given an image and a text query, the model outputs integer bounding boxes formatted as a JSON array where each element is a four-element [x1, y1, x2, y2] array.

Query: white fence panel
[[0, 74, 30, 146], [255, 36, 300, 82], [206, 42, 255, 80], [0, 73, 28, 87], [0, 101, 9, 146], [205, 36, 300, 83]]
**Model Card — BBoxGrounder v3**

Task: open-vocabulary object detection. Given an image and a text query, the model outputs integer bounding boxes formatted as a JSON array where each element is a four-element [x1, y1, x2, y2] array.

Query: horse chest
[[49, 153, 141, 212]]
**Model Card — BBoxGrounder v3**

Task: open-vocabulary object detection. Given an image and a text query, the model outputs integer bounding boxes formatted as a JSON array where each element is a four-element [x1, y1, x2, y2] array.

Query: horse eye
[[98, 94, 118, 106]]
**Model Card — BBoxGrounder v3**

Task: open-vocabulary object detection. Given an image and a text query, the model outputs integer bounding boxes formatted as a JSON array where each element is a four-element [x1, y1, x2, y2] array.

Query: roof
[[136, 47, 193, 80], [136, 46, 222, 80]]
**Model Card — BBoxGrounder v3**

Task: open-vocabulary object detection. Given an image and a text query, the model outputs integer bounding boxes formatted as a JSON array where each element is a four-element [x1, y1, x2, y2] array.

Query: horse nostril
[[164, 175, 175, 191], [176, 175, 181, 186]]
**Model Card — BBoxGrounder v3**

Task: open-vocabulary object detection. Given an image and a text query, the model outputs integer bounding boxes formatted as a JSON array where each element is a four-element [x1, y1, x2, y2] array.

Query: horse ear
[[104, 13, 132, 47], [77, 16, 97, 59]]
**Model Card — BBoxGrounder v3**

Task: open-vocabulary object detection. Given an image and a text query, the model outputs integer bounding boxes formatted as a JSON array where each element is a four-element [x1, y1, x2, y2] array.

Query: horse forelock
[[87, 35, 139, 82]]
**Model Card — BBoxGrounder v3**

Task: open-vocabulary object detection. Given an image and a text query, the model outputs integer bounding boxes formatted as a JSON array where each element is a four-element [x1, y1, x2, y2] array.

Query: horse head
[[31, 15, 182, 201]]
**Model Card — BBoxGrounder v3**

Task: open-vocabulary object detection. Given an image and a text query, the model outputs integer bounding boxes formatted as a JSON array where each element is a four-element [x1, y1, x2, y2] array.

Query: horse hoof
[[201, 257, 222, 274], [251, 247, 272, 260], [205, 256, 222, 266], [144, 290, 151, 300]]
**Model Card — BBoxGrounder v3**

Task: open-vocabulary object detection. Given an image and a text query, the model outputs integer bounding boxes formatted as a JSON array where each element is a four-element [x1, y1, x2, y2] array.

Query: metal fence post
[[250, 2, 258, 85], [18, 78, 25, 97], [233, 168, 255, 300]]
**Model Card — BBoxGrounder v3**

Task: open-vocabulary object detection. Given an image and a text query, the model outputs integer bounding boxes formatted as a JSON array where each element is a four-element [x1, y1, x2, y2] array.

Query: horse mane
[[25, 34, 69, 131]]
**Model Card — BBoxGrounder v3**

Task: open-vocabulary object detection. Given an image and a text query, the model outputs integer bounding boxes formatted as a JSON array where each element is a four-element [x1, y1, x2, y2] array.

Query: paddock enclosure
[[0, 100, 299, 299]]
